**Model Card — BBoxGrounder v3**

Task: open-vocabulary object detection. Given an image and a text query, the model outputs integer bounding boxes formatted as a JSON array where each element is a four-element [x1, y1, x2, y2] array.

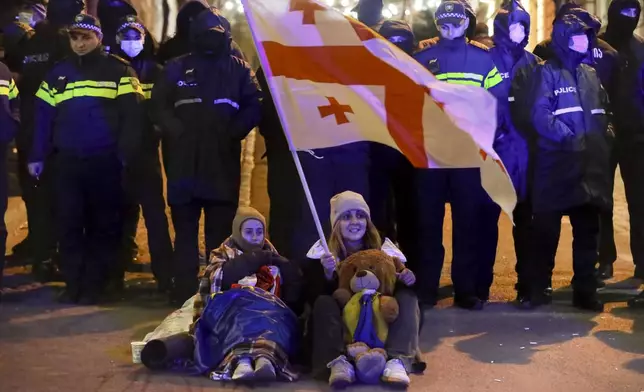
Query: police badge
[[75, 14, 84, 23], [445, 3, 454, 12], [127, 15, 136, 23]]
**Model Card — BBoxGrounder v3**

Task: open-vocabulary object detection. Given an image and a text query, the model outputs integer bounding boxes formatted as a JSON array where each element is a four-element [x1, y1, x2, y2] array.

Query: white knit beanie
[[330, 191, 371, 227]]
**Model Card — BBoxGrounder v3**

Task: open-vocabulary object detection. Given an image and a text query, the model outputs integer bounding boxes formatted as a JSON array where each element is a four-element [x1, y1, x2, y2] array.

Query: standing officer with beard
[[150, 8, 261, 305], [112, 15, 173, 293], [596, 0, 644, 283], [28, 14, 144, 304]]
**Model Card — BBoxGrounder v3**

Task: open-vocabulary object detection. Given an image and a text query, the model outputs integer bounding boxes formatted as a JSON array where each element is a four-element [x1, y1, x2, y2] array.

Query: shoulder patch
[[108, 53, 130, 65], [419, 37, 440, 49], [468, 40, 490, 51]]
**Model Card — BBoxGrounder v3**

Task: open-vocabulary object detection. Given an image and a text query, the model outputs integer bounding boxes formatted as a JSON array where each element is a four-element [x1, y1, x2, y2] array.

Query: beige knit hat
[[330, 191, 371, 227], [232, 206, 267, 251]]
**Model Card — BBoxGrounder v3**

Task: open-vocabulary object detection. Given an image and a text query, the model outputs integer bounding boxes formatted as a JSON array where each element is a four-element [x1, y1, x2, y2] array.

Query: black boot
[[596, 263, 613, 280], [627, 292, 644, 308], [169, 278, 197, 307], [454, 295, 484, 310], [572, 291, 604, 312]]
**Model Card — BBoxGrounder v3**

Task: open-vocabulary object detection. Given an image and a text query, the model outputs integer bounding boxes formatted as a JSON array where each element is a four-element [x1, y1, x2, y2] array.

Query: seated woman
[[191, 207, 303, 382], [304, 191, 425, 388]]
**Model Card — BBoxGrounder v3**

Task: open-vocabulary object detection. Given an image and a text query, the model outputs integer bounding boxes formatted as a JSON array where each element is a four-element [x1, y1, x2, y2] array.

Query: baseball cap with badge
[[435, 1, 468, 26], [68, 13, 103, 37], [117, 14, 145, 35]]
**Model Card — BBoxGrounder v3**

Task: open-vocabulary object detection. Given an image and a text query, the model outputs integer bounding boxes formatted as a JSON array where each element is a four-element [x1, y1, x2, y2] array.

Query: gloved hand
[[28, 162, 44, 178], [320, 253, 337, 281], [397, 268, 416, 286]]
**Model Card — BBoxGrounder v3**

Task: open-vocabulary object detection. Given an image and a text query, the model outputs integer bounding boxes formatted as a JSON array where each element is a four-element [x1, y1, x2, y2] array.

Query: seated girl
[[304, 191, 425, 388], [191, 206, 303, 382]]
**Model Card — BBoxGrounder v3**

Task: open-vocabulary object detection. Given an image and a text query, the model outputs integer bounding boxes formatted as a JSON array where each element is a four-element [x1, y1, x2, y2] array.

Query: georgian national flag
[[241, 0, 517, 216]]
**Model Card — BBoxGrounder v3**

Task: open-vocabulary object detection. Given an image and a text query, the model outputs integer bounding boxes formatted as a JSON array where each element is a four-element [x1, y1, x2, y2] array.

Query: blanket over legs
[[193, 286, 299, 381]]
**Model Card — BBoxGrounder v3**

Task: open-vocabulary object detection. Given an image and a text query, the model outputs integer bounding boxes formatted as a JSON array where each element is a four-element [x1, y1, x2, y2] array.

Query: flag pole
[[240, 0, 331, 255]]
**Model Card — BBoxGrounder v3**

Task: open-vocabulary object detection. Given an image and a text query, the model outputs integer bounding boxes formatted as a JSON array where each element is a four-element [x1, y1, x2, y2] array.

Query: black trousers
[[530, 204, 599, 294], [513, 201, 534, 296], [599, 140, 644, 269], [411, 168, 499, 303], [55, 152, 123, 295], [120, 150, 172, 284], [169, 199, 237, 284], [17, 150, 56, 262], [0, 147, 8, 288]]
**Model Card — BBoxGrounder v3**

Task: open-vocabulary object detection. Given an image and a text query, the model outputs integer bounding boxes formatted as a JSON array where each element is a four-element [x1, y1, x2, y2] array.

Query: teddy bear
[[333, 249, 406, 384]]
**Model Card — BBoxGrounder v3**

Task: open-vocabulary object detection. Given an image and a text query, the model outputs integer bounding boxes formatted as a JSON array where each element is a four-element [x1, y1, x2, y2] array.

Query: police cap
[[435, 1, 468, 26], [68, 13, 102, 37]]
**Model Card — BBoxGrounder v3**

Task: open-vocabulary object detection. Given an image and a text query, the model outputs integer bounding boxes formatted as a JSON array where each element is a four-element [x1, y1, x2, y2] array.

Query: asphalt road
[[0, 140, 642, 391]]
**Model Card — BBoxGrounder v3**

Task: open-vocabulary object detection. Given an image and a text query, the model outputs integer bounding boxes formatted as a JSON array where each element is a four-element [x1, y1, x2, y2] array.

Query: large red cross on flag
[[241, 0, 517, 218]]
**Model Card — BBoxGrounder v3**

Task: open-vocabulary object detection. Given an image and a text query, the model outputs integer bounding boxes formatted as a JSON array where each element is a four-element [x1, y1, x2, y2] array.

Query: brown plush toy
[[332, 249, 406, 384]]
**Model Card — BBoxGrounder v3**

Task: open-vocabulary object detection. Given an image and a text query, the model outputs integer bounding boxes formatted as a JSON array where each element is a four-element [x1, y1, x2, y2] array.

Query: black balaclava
[[190, 8, 231, 56], [605, 0, 641, 48], [47, 0, 85, 26], [355, 0, 384, 27]]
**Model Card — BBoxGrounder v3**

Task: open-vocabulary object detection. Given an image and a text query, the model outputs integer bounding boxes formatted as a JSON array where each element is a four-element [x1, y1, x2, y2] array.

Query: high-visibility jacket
[[0, 62, 20, 144], [29, 48, 144, 164]]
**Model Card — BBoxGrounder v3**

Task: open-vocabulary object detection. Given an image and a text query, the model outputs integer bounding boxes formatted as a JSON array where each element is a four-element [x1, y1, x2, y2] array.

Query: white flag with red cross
[[241, 0, 517, 218]]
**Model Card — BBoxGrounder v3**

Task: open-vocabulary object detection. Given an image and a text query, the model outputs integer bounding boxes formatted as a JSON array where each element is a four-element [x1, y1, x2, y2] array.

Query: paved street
[[0, 143, 642, 392]]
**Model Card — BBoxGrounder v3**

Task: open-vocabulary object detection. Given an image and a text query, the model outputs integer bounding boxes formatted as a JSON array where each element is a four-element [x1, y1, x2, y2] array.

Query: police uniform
[[29, 14, 144, 304], [0, 62, 20, 295], [114, 15, 173, 291], [150, 9, 261, 304], [412, 1, 503, 309]]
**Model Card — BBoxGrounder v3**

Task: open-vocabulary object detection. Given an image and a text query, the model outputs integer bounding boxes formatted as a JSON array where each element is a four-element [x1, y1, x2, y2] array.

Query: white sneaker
[[232, 357, 254, 381], [382, 358, 410, 387], [254, 356, 276, 380]]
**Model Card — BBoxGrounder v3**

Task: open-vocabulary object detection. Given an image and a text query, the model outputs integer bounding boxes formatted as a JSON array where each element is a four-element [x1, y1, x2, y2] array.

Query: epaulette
[[108, 53, 131, 66], [468, 40, 490, 51], [418, 37, 440, 50]]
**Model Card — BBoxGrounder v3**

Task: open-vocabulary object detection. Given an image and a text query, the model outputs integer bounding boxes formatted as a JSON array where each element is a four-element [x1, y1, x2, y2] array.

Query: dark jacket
[[532, 3, 619, 103], [0, 21, 34, 73], [150, 9, 261, 205], [599, 0, 644, 140], [16, 20, 71, 151], [29, 48, 144, 163], [529, 15, 612, 213], [0, 61, 19, 144], [156, 0, 244, 64], [490, 0, 541, 201]]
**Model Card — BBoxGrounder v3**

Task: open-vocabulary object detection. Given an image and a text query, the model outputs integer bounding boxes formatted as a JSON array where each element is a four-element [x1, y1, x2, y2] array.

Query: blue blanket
[[193, 286, 299, 377]]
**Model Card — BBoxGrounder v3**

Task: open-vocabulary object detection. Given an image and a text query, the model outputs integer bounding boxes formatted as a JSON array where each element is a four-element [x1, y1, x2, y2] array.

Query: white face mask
[[569, 34, 589, 54], [509, 23, 526, 44], [120, 39, 144, 58]]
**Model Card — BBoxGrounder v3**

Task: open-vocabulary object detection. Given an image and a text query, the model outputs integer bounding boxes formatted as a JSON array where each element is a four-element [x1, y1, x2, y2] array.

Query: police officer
[[526, 14, 611, 312], [490, 0, 541, 305], [413, 1, 503, 310], [14, 0, 84, 279], [150, 8, 261, 305], [597, 0, 644, 282], [0, 61, 20, 300], [28, 14, 144, 304], [97, 0, 157, 57], [114, 14, 173, 292], [156, 0, 244, 64]]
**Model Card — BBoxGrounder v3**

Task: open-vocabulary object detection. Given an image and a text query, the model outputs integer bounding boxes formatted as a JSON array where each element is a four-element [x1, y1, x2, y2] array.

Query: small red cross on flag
[[240, 0, 517, 218]]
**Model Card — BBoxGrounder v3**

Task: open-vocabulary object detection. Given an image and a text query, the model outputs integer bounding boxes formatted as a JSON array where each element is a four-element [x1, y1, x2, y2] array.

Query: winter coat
[[599, 0, 644, 141], [528, 15, 613, 213], [489, 0, 541, 201], [150, 9, 261, 205], [532, 4, 619, 105]]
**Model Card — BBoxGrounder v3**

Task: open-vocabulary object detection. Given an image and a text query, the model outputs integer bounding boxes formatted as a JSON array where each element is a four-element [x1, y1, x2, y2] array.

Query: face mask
[[509, 23, 526, 44], [569, 34, 589, 53], [439, 22, 468, 40], [120, 39, 144, 58]]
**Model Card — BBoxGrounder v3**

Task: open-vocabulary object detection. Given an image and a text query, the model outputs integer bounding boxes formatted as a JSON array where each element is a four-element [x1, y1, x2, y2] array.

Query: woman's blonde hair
[[328, 218, 382, 261]]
